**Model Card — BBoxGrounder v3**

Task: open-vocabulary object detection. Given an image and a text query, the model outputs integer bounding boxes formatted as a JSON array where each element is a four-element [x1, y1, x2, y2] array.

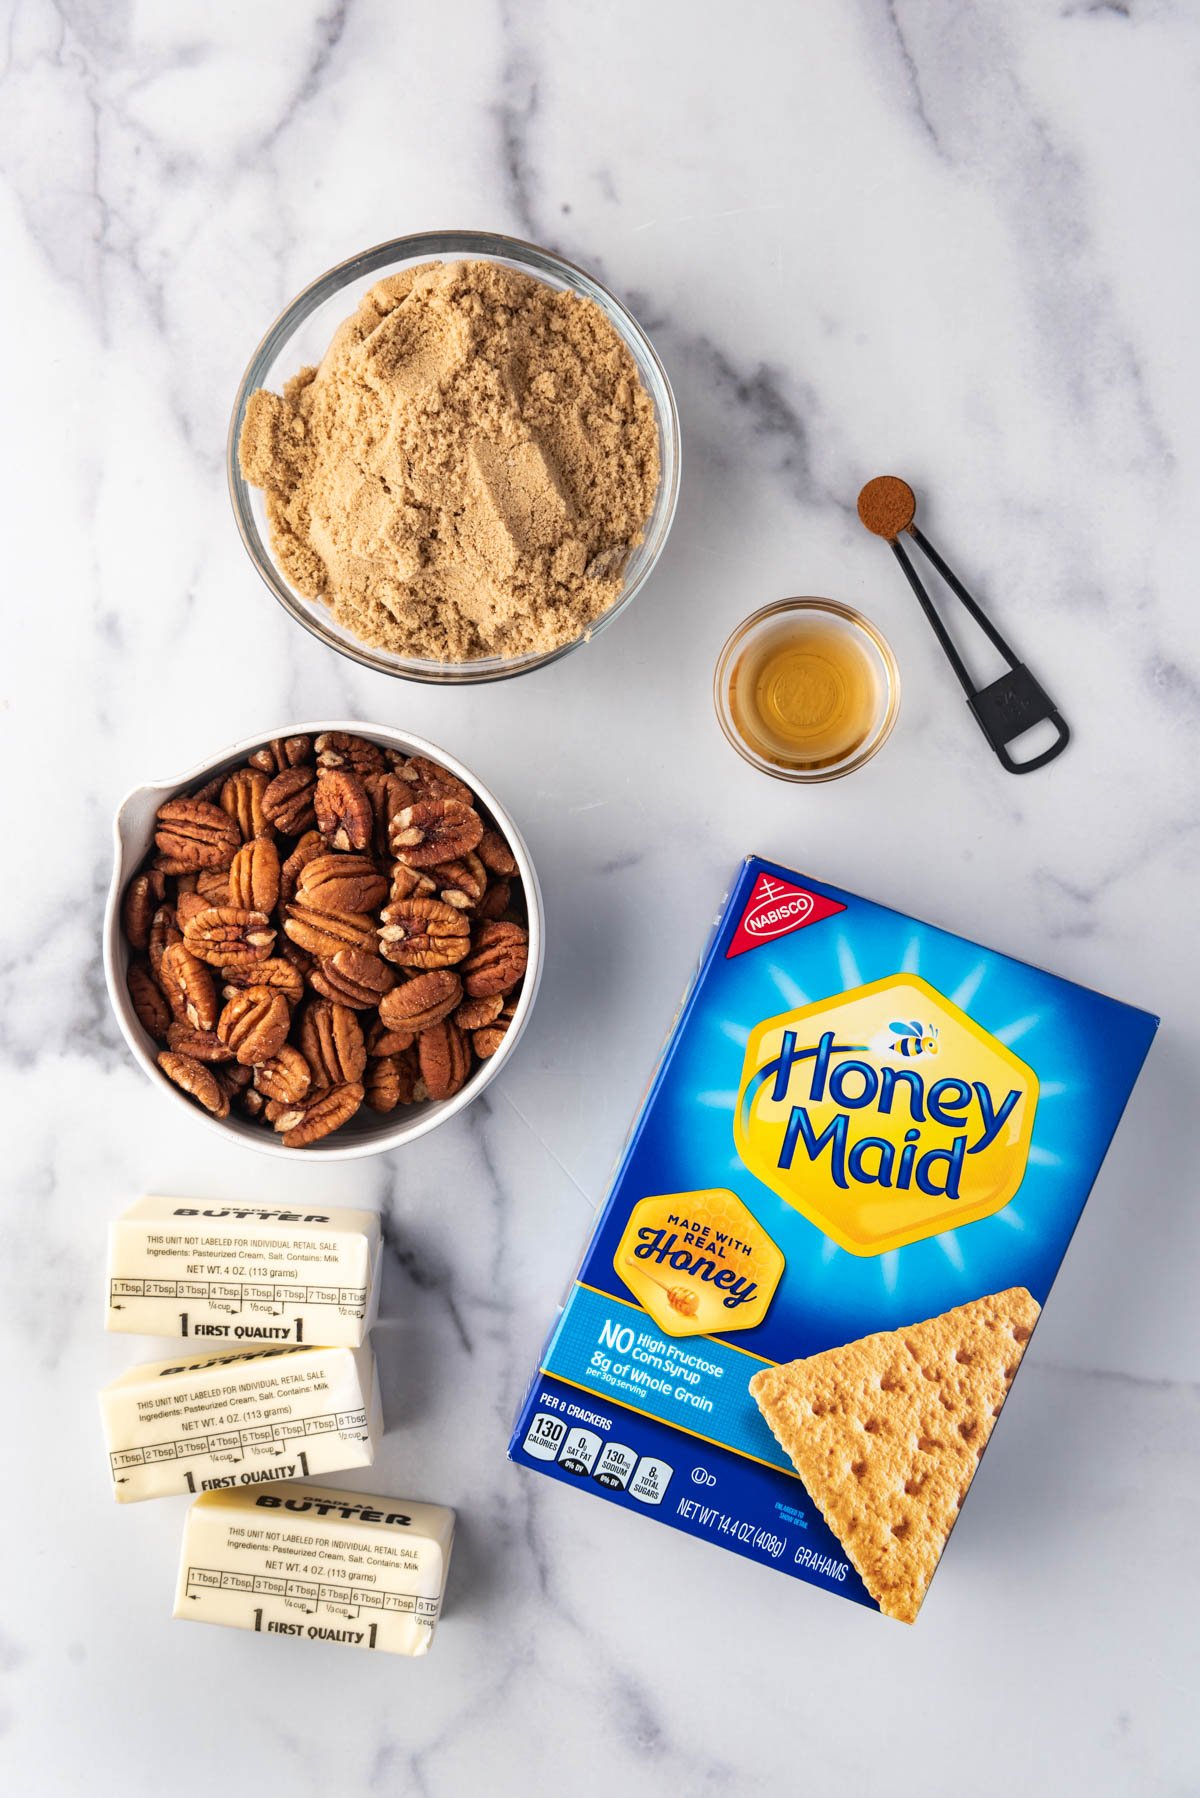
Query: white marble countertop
[[3, 2, 1197, 1793]]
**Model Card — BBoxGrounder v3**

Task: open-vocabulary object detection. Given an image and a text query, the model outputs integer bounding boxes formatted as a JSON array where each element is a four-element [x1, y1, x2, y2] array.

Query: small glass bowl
[[714, 598, 900, 782], [228, 230, 681, 685]]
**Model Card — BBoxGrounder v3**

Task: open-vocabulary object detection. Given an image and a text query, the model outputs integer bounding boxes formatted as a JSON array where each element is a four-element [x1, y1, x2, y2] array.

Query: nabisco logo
[[725, 871, 845, 960], [746, 884, 815, 939]]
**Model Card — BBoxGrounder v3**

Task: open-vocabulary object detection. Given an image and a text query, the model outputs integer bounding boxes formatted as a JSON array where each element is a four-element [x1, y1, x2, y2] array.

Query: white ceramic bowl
[[103, 722, 544, 1159]]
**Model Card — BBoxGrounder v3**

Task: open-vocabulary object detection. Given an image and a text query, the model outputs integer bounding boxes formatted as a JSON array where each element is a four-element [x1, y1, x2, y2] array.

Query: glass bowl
[[714, 598, 901, 782], [227, 230, 681, 684]]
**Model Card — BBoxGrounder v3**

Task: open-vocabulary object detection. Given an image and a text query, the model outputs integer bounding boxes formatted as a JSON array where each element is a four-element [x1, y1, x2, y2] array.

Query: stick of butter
[[105, 1196, 381, 1347], [174, 1483, 454, 1657], [100, 1342, 380, 1503]]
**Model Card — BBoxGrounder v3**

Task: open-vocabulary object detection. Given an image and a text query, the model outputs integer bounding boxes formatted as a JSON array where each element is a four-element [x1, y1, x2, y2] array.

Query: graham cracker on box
[[749, 1287, 1040, 1622]]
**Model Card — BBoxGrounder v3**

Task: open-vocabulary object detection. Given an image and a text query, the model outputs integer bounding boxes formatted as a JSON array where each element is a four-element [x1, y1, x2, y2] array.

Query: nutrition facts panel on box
[[109, 1278, 368, 1318], [108, 1407, 369, 1478], [521, 1412, 673, 1505]]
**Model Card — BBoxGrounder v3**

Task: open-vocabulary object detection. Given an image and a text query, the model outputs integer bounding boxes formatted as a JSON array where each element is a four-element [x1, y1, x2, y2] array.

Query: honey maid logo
[[734, 974, 1037, 1255]]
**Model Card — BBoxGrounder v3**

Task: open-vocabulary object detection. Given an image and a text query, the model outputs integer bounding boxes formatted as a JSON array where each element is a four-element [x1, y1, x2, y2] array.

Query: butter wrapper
[[106, 1196, 381, 1348]]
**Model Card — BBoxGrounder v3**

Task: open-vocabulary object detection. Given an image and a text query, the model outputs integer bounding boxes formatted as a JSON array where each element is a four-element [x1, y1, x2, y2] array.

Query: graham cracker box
[[509, 858, 1157, 1620]]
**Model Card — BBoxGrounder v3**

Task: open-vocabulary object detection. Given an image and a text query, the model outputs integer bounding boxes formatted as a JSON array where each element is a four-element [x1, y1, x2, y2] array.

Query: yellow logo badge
[[615, 1188, 784, 1337], [734, 974, 1037, 1255]]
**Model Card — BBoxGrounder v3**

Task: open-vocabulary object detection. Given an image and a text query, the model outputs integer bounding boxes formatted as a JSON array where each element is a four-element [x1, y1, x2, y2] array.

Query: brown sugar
[[238, 260, 661, 662]]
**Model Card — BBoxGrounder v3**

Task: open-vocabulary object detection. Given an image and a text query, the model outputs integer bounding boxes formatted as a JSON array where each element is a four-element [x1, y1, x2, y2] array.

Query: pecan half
[[418, 1019, 471, 1101], [189, 774, 226, 806], [284, 903, 377, 959], [216, 1061, 254, 1099], [183, 905, 276, 969], [196, 866, 232, 904], [275, 1082, 364, 1148], [253, 1045, 312, 1105], [262, 765, 317, 835], [364, 771, 412, 859], [364, 1049, 421, 1112], [280, 830, 325, 907], [298, 1000, 367, 1088], [165, 1022, 234, 1063], [379, 969, 462, 1034], [390, 798, 483, 868], [395, 754, 473, 808], [220, 767, 270, 841], [217, 987, 291, 1066], [122, 870, 166, 950], [477, 880, 513, 920], [154, 798, 240, 872], [175, 890, 210, 927], [388, 861, 437, 906], [148, 904, 181, 980], [249, 735, 311, 774], [431, 852, 487, 911], [315, 731, 386, 775], [478, 829, 518, 878], [159, 942, 218, 1032], [157, 1051, 229, 1118], [474, 997, 518, 1059], [378, 897, 471, 968], [221, 956, 305, 1005], [453, 992, 504, 1033], [315, 768, 373, 852], [127, 960, 170, 1038], [228, 838, 281, 914], [295, 853, 387, 916], [367, 1017, 416, 1057], [461, 921, 529, 998], [308, 948, 395, 1010]]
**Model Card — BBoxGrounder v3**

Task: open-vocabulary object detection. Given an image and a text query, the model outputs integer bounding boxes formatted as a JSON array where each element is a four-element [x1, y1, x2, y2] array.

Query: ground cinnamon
[[857, 475, 916, 541]]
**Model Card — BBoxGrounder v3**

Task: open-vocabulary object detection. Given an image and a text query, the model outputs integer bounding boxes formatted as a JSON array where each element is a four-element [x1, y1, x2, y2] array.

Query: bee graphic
[[889, 1020, 940, 1057]]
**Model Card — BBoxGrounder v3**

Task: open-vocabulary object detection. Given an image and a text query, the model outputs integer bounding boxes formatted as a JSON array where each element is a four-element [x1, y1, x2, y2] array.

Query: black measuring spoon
[[857, 476, 1070, 774]]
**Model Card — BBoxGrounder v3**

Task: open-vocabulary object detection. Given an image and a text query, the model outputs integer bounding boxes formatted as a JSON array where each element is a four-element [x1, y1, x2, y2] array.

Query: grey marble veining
[[1, 1, 1198, 1793]]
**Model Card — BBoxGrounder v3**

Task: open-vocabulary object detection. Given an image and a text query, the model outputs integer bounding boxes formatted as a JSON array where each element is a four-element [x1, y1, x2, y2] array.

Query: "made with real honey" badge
[[614, 1188, 784, 1337]]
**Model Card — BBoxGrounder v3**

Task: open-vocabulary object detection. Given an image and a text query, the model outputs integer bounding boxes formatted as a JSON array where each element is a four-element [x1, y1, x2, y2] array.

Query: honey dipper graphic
[[625, 1259, 699, 1318]]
